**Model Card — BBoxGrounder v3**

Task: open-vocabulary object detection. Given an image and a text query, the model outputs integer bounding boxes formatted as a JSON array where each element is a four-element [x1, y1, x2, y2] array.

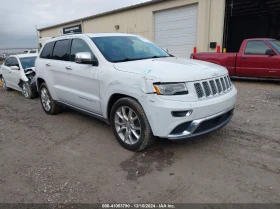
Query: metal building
[[38, 0, 225, 58]]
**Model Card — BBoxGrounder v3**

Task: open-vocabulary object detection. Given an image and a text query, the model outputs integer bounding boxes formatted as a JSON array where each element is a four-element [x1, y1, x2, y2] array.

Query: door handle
[[46, 63, 51, 66], [65, 67, 72, 70], [241, 57, 247, 60]]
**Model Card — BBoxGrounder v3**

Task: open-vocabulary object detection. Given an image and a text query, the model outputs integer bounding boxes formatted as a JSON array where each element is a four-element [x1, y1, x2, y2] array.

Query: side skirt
[[56, 101, 110, 124]]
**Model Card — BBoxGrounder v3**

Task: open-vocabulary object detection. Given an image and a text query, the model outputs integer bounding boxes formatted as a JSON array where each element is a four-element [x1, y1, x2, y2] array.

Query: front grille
[[193, 110, 233, 134], [194, 75, 232, 99]]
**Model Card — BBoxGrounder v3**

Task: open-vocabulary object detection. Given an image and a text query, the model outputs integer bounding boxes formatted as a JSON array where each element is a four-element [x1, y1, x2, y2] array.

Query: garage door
[[154, 4, 198, 58]]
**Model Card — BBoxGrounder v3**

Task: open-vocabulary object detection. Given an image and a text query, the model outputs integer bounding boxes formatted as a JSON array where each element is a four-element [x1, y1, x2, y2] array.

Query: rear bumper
[[168, 107, 234, 140]]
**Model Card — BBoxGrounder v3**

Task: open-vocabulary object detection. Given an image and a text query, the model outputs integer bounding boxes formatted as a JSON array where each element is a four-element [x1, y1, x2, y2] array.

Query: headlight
[[153, 83, 188, 95]]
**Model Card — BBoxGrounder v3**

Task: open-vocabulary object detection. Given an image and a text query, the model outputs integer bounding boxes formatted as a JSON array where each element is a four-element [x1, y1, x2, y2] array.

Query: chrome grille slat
[[215, 79, 222, 93], [224, 77, 230, 89], [227, 75, 232, 87], [220, 78, 226, 91], [194, 75, 232, 100], [209, 80, 217, 95], [202, 81, 211, 97]]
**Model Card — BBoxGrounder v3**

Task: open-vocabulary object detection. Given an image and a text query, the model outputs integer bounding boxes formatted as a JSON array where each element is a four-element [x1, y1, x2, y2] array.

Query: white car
[[1, 54, 38, 99], [35, 33, 237, 151], [23, 49, 38, 54]]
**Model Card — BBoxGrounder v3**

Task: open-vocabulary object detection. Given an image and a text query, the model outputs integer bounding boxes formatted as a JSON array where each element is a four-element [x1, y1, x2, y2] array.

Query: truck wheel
[[1, 77, 10, 91], [22, 82, 37, 99], [39, 83, 61, 115], [110, 97, 155, 151]]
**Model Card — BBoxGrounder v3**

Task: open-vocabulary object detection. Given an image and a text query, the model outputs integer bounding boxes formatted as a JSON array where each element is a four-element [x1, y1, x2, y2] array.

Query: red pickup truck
[[191, 38, 280, 79]]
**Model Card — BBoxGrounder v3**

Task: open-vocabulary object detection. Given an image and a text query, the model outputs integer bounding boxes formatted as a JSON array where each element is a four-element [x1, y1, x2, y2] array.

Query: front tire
[[1, 77, 10, 91], [39, 83, 61, 115], [22, 82, 36, 99], [110, 97, 155, 151]]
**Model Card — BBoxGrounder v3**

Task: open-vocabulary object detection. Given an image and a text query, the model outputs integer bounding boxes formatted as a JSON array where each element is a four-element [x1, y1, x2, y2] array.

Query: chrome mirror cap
[[75, 52, 92, 64]]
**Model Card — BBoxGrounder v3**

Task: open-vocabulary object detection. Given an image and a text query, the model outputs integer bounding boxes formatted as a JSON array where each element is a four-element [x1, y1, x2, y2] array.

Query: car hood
[[113, 57, 228, 82]]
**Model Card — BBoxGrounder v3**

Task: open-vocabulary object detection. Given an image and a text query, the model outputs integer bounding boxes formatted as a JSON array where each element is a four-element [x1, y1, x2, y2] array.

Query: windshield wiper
[[113, 56, 170, 63], [113, 58, 142, 63], [150, 56, 170, 59]]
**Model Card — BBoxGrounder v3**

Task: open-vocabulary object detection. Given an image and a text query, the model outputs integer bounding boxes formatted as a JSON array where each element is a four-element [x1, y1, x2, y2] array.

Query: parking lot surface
[[0, 80, 279, 203]]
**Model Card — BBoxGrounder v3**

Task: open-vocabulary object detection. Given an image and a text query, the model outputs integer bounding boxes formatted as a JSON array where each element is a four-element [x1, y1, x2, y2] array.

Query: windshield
[[20, 57, 37, 69], [268, 40, 280, 53], [91, 36, 170, 63]]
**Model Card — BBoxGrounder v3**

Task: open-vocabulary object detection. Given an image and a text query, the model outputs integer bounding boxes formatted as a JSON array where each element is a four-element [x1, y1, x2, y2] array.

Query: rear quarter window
[[40, 42, 55, 59]]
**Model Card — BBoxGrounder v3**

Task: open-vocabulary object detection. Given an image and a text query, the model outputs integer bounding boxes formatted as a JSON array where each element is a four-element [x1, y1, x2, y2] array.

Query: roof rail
[[52, 32, 82, 38]]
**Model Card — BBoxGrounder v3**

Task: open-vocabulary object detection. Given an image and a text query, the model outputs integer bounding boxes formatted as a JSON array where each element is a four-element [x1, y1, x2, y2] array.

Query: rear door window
[[245, 41, 271, 55], [52, 39, 70, 61], [40, 42, 55, 59]]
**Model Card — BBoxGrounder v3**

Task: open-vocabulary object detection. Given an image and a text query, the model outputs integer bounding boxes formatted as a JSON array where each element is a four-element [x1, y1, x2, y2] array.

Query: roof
[[38, 0, 166, 31], [246, 38, 274, 40], [52, 32, 139, 39], [13, 54, 38, 58]]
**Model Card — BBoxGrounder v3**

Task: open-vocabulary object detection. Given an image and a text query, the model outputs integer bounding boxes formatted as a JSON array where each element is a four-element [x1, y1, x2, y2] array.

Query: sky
[[0, 0, 150, 50]]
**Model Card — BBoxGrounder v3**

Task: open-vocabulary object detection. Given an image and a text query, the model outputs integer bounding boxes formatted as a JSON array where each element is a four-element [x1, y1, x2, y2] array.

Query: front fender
[[19, 69, 29, 82], [100, 71, 159, 119]]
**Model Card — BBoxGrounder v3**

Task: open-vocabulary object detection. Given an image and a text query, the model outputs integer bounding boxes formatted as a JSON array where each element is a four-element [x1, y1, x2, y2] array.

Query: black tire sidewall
[[110, 98, 153, 151]]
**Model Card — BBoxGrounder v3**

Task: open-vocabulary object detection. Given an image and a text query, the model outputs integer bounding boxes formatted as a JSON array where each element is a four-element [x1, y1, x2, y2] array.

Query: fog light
[[172, 110, 193, 117]]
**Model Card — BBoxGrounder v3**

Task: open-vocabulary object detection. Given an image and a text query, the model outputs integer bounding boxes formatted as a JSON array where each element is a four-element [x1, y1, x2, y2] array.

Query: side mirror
[[265, 49, 276, 56], [75, 52, 98, 66], [10, 66, 19, 70]]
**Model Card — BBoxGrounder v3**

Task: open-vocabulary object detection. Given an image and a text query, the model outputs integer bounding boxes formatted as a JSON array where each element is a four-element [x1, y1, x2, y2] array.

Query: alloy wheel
[[41, 88, 51, 111], [114, 106, 141, 145], [2, 77, 6, 89], [22, 84, 29, 98]]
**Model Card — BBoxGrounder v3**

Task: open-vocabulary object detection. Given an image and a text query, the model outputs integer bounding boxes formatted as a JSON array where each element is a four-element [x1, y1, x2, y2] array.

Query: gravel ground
[[0, 80, 279, 203]]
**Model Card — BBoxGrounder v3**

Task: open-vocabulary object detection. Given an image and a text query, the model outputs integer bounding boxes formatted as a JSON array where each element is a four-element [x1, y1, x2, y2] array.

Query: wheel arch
[[36, 77, 45, 91], [106, 93, 138, 121]]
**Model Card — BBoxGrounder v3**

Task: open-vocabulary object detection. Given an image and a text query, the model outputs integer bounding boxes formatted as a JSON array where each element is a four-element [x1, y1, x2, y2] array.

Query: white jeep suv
[[35, 33, 237, 151]]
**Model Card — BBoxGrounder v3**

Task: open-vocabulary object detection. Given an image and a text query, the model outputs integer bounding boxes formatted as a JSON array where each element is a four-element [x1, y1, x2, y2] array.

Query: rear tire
[[39, 83, 61, 115], [22, 82, 37, 99], [110, 97, 155, 151], [1, 77, 10, 91]]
